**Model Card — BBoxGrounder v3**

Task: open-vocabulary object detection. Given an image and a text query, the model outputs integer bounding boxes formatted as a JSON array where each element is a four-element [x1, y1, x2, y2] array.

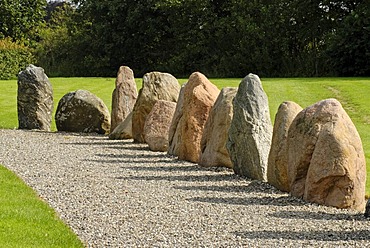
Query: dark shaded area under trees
[[1, 0, 369, 79]]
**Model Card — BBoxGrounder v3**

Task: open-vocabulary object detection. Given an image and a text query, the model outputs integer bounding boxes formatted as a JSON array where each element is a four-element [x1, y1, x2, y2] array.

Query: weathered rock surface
[[199, 87, 237, 168], [144, 100, 176, 152], [227, 74, 272, 181], [267, 101, 303, 192], [55, 90, 110, 134], [17, 64, 53, 131], [288, 98, 366, 211], [132, 72, 180, 143], [168, 72, 220, 163], [168, 84, 186, 156], [109, 112, 133, 140], [110, 66, 137, 133]]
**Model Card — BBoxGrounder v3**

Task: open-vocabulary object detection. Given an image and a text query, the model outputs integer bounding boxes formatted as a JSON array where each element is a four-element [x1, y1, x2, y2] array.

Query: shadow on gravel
[[233, 230, 370, 241], [186, 196, 304, 206], [174, 181, 280, 194], [61, 141, 149, 151], [60, 141, 130, 145], [120, 165, 221, 172], [269, 210, 366, 221], [96, 153, 166, 159], [174, 185, 249, 193], [116, 174, 237, 182], [84, 153, 180, 164], [105, 145, 152, 151]]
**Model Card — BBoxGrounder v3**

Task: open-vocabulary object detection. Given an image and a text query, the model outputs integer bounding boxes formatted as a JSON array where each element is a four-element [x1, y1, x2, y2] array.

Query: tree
[[327, 2, 370, 76], [36, 0, 369, 77], [0, 0, 47, 44]]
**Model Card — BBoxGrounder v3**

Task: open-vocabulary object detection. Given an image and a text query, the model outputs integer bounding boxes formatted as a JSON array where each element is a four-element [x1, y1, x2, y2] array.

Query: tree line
[[0, 0, 369, 79]]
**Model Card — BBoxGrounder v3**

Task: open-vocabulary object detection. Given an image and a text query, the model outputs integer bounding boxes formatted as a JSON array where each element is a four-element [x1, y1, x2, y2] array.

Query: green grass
[[1, 77, 370, 193], [0, 165, 84, 247], [0, 77, 141, 130]]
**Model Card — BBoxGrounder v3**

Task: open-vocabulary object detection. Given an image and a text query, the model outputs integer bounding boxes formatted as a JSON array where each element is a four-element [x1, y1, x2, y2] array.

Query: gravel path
[[0, 129, 369, 247]]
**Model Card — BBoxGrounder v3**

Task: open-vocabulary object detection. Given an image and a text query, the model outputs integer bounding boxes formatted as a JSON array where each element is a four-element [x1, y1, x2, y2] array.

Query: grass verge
[[0, 165, 84, 247]]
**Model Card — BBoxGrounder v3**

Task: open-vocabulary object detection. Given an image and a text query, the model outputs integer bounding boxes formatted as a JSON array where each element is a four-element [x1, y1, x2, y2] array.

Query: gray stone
[[55, 90, 110, 134], [17, 64, 53, 131], [132, 72, 180, 143], [227, 74, 272, 181], [111, 66, 137, 133], [109, 112, 133, 140], [267, 101, 303, 192], [199, 87, 237, 168], [144, 100, 176, 152]]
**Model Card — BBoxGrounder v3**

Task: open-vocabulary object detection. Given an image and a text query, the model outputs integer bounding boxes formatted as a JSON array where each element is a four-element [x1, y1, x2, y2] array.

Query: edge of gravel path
[[0, 129, 369, 247]]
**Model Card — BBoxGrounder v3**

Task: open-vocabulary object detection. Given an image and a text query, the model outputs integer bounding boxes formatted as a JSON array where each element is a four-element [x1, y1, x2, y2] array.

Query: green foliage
[[0, 0, 47, 45], [9, 0, 370, 77], [35, 2, 87, 77], [55, 0, 367, 77], [0, 165, 84, 247], [0, 38, 34, 79], [327, 2, 370, 76]]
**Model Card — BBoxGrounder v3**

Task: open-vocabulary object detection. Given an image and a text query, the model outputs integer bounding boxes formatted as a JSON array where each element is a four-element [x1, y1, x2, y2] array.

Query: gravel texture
[[0, 129, 369, 247]]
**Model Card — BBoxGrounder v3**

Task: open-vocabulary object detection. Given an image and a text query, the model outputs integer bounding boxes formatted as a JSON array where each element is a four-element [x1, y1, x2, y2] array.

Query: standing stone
[[227, 74, 272, 181], [199, 87, 237, 168], [109, 111, 133, 140], [144, 100, 177, 152], [55, 90, 110, 134], [110, 66, 137, 133], [288, 99, 366, 211], [132, 72, 180, 143], [168, 72, 220, 163], [168, 84, 186, 156], [267, 101, 303, 192], [17, 64, 53, 131]]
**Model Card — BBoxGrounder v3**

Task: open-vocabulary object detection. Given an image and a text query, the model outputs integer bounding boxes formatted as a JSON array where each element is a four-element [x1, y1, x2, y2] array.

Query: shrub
[[0, 38, 34, 80]]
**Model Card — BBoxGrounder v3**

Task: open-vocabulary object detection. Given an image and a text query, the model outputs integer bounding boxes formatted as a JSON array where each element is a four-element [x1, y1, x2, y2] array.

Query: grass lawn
[[0, 165, 84, 247], [1, 76, 370, 193]]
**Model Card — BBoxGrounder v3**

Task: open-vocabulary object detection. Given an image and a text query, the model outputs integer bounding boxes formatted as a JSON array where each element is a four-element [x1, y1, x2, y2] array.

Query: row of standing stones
[[17, 64, 369, 215]]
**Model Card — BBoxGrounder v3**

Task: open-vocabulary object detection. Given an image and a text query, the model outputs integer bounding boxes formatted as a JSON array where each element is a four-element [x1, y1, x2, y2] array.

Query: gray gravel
[[0, 129, 369, 247]]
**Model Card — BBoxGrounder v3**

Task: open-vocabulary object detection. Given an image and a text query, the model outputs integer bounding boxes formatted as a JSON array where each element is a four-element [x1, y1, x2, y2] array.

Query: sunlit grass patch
[[0, 165, 84, 247]]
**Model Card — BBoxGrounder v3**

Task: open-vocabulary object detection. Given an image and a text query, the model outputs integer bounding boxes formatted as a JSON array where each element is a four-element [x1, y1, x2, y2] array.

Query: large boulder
[[132, 72, 180, 143], [110, 66, 138, 133], [287, 99, 366, 211], [199, 87, 237, 168], [109, 112, 133, 140], [55, 90, 110, 134], [267, 101, 303, 192], [144, 100, 177, 152], [17, 64, 53, 131], [227, 74, 272, 181], [168, 72, 220, 163]]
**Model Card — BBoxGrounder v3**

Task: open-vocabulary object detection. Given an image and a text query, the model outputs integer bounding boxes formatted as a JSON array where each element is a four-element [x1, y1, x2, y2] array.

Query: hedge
[[0, 38, 34, 80]]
